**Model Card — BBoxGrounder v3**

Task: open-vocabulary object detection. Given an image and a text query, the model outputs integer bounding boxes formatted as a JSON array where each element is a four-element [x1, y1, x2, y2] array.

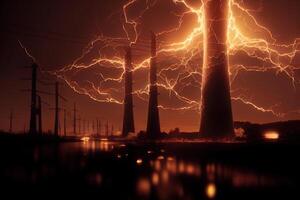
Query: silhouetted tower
[[200, 0, 233, 137], [87, 120, 90, 134], [37, 96, 42, 134], [9, 109, 13, 133], [111, 124, 114, 136], [29, 63, 38, 134], [146, 32, 161, 138], [64, 109, 67, 137], [54, 82, 59, 136], [122, 47, 135, 137], [73, 103, 77, 135]]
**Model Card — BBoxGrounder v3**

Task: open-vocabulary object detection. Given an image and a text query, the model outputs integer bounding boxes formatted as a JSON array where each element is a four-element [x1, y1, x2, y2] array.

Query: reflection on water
[[81, 140, 115, 152], [0, 139, 297, 199], [130, 151, 280, 199], [206, 183, 216, 199]]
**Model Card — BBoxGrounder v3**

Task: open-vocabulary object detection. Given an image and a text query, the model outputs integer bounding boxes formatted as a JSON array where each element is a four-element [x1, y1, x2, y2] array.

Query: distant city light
[[157, 155, 165, 160], [81, 136, 90, 142], [206, 183, 217, 199], [136, 159, 143, 165], [263, 131, 279, 140]]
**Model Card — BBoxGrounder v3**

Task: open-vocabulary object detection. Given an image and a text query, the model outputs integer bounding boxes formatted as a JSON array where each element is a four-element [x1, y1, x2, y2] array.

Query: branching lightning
[[21, 0, 300, 119]]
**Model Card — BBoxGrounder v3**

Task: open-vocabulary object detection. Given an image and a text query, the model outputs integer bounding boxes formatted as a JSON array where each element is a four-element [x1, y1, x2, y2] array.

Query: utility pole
[[96, 119, 101, 137], [96, 119, 99, 136], [52, 81, 67, 136], [23, 122, 26, 134], [37, 95, 42, 134], [9, 109, 13, 133], [83, 119, 86, 134], [92, 120, 95, 134], [78, 115, 81, 135], [54, 81, 59, 136], [64, 109, 67, 137], [73, 103, 77, 135], [111, 124, 114, 136], [87, 120, 90, 134], [29, 63, 38, 134], [106, 121, 109, 137], [99, 120, 102, 137]]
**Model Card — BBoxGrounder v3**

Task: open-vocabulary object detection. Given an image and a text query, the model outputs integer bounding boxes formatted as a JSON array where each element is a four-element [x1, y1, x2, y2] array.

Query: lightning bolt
[[20, 0, 300, 119]]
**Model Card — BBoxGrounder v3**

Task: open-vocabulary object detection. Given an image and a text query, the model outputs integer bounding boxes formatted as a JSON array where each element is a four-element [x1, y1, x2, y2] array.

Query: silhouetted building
[[199, 0, 233, 137], [122, 47, 135, 137], [146, 32, 161, 138]]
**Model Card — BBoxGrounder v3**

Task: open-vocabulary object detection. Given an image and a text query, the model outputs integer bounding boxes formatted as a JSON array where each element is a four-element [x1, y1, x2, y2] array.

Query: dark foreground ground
[[0, 134, 299, 199]]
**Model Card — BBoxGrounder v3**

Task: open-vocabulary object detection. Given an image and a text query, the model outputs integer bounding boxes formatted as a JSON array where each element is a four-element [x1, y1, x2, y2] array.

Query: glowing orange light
[[167, 156, 174, 161], [151, 172, 159, 185], [157, 155, 165, 160], [81, 136, 90, 142], [137, 178, 151, 196], [263, 131, 279, 140], [186, 164, 195, 175], [136, 159, 143, 165], [206, 183, 217, 199]]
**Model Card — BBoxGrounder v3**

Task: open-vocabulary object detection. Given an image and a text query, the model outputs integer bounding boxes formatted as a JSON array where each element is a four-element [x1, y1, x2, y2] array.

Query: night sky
[[0, 0, 300, 133]]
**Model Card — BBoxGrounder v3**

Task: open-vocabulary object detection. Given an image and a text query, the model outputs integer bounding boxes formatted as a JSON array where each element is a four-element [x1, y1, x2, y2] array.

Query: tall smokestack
[[29, 63, 38, 134], [146, 31, 161, 138], [122, 47, 135, 137], [200, 0, 233, 137]]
